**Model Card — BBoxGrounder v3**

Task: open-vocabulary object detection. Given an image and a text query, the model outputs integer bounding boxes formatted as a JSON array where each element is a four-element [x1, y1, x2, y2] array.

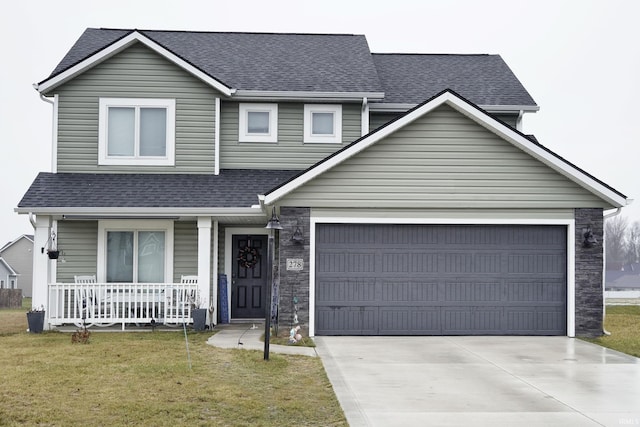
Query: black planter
[[47, 250, 59, 260], [192, 309, 207, 331], [27, 311, 45, 333]]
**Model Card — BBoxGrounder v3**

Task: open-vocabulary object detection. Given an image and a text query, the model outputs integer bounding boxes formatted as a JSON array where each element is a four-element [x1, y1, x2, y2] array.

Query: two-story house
[[17, 29, 630, 336]]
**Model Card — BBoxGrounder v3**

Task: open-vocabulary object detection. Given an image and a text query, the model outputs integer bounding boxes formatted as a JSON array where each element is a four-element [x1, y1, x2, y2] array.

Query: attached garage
[[315, 223, 567, 336]]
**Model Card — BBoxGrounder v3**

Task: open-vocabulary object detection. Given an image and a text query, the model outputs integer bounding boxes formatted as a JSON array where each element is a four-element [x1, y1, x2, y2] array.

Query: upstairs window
[[239, 103, 278, 143], [304, 104, 342, 144], [99, 98, 175, 166]]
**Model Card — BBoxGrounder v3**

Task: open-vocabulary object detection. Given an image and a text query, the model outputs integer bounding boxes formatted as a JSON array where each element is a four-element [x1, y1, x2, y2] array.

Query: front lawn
[[584, 305, 640, 358], [0, 305, 346, 426]]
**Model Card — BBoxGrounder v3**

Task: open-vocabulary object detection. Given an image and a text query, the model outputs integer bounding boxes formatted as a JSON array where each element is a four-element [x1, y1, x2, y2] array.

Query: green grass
[[0, 304, 346, 426], [583, 305, 640, 358]]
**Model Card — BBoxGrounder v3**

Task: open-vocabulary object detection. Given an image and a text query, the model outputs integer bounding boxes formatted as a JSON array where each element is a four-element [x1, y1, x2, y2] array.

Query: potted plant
[[189, 295, 208, 331], [47, 249, 60, 259], [27, 305, 45, 333]]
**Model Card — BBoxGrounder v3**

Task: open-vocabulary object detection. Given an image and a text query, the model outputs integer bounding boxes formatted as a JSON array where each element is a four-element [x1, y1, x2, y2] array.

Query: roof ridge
[[97, 27, 363, 37]]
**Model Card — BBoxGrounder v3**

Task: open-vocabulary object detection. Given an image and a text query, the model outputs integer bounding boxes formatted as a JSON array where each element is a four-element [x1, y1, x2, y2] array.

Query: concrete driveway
[[315, 336, 640, 426]]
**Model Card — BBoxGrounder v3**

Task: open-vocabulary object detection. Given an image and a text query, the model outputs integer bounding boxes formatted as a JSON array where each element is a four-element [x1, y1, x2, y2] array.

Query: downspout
[[516, 110, 524, 131], [361, 97, 369, 136], [602, 207, 623, 335], [34, 85, 57, 173]]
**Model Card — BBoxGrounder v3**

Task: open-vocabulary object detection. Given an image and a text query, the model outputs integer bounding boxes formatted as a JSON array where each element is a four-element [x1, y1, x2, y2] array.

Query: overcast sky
[[1, 0, 638, 246]]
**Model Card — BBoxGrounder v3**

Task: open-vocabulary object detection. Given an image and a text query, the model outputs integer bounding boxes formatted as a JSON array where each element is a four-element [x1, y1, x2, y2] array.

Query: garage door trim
[[309, 216, 575, 337]]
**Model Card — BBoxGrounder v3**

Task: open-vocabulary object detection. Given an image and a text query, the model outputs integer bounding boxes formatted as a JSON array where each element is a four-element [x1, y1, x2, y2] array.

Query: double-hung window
[[98, 98, 176, 166], [303, 104, 342, 144], [98, 220, 173, 283], [239, 103, 278, 143]]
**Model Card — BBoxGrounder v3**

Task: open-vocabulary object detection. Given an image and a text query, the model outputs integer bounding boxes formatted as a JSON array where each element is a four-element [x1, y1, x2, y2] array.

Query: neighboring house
[[0, 235, 33, 297], [0, 257, 19, 291], [17, 29, 630, 336], [606, 263, 640, 290]]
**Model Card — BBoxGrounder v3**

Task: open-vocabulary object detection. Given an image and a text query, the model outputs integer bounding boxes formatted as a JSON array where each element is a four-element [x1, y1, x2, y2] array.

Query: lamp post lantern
[[264, 207, 282, 360]]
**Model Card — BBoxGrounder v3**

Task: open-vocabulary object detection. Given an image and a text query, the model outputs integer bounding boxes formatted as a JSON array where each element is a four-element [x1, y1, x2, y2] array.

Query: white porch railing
[[48, 282, 199, 330]]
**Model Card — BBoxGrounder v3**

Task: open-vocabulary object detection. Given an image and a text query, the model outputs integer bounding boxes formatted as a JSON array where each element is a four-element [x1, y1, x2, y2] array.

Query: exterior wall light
[[582, 226, 597, 248]]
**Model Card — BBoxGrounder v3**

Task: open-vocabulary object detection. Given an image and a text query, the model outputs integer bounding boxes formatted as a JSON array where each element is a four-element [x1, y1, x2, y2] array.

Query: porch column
[[32, 215, 52, 329], [197, 217, 212, 320]]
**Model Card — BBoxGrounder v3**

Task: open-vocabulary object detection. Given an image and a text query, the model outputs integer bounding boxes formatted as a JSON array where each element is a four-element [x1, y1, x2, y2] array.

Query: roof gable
[[0, 235, 34, 253], [262, 90, 628, 208], [38, 29, 384, 97], [0, 257, 18, 276], [37, 30, 234, 96]]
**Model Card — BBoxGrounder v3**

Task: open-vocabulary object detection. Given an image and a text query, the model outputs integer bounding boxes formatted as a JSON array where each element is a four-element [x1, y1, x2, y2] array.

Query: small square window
[[239, 103, 278, 142], [304, 104, 342, 143]]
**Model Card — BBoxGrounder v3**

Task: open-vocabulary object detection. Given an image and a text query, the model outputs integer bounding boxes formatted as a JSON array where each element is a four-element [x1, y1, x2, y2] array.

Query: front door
[[232, 235, 267, 318]]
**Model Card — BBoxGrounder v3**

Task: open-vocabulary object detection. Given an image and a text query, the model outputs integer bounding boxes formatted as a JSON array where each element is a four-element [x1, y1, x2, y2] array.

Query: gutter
[[369, 102, 540, 113], [233, 90, 385, 102]]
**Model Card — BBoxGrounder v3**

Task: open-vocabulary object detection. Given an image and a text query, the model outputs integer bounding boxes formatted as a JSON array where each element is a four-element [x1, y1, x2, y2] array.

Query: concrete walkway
[[315, 336, 640, 427], [207, 323, 317, 357]]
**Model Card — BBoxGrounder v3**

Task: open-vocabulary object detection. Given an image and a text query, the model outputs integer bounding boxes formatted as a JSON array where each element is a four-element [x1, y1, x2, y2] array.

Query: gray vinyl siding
[[279, 105, 610, 209], [52, 42, 219, 173], [173, 221, 198, 282], [56, 221, 98, 283], [369, 112, 402, 132], [220, 102, 362, 169]]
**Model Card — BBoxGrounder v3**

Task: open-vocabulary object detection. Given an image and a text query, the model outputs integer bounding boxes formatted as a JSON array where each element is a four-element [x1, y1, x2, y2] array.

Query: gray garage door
[[315, 224, 567, 336]]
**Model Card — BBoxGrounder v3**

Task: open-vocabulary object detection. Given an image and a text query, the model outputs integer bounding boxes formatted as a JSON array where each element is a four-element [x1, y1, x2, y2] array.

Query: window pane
[[312, 112, 334, 135], [140, 108, 167, 156], [247, 111, 270, 134], [138, 231, 165, 283], [107, 232, 134, 282], [108, 107, 135, 156]]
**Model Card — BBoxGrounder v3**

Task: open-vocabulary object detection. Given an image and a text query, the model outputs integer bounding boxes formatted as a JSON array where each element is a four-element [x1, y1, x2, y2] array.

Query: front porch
[[47, 281, 201, 330]]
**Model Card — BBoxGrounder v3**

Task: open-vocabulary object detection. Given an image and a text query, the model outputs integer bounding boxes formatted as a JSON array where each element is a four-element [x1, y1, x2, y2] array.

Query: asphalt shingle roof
[[372, 53, 536, 106], [43, 29, 537, 107], [18, 171, 298, 209], [46, 29, 383, 93]]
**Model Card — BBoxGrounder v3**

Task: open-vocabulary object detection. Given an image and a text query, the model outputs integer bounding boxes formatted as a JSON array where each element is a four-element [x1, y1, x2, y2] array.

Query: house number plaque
[[286, 258, 304, 271]]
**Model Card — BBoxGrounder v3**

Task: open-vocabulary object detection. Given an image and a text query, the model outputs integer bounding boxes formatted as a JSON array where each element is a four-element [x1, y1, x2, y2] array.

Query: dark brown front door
[[232, 235, 267, 318]]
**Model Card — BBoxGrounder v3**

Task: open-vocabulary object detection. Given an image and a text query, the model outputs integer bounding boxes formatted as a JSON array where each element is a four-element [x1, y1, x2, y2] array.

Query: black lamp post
[[264, 207, 282, 360]]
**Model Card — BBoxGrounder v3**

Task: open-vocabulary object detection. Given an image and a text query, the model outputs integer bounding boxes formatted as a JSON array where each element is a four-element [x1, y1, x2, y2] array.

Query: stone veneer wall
[[574, 208, 604, 337], [277, 207, 311, 333]]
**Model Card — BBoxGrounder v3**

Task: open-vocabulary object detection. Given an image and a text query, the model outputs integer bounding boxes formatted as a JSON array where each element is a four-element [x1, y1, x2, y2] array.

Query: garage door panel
[[382, 252, 439, 273], [379, 307, 442, 335], [381, 280, 439, 303], [316, 279, 377, 303], [315, 307, 377, 336], [316, 224, 567, 336], [443, 308, 503, 335]]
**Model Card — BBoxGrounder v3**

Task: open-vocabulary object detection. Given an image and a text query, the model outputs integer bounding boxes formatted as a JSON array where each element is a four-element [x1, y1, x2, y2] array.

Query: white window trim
[[97, 220, 174, 283], [98, 98, 176, 166], [304, 104, 342, 144], [238, 103, 278, 143]]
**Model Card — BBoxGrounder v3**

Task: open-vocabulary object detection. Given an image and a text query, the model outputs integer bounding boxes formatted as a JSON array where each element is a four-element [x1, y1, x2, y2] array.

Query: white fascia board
[[264, 91, 627, 208], [14, 206, 264, 217], [36, 31, 233, 96], [368, 102, 539, 113], [233, 90, 385, 102]]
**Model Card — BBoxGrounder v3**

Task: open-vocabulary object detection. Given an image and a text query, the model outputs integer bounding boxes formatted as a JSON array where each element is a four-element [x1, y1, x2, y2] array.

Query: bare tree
[[605, 215, 628, 269], [625, 221, 640, 265]]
